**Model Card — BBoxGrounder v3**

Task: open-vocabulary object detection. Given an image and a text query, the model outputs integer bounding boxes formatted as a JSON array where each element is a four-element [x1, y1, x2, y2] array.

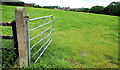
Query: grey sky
[[20, 0, 120, 8]]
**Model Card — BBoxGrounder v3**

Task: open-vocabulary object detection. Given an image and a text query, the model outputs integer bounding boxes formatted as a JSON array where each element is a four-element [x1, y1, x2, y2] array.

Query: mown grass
[[1, 5, 118, 68]]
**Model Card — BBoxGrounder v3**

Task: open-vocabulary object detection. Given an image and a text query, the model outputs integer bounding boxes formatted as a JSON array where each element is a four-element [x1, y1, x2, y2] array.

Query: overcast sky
[[20, 0, 120, 8]]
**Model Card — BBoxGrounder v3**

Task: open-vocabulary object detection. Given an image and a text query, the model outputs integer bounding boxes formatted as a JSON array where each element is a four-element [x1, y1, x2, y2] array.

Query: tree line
[[2, 1, 120, 16], [70, 2, 120, 16], [33, 5, 60, 9], [32, 1, 120, 16], [2, 2, 25, 6]]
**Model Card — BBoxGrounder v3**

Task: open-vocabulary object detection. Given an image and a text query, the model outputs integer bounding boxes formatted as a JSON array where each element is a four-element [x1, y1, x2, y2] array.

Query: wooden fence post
[[15, 7, 29, 68], [12, 20, 19, 58]]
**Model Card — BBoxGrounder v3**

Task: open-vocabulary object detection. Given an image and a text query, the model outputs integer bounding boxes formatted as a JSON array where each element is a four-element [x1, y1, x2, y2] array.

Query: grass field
[[1, 5, 118, 68]]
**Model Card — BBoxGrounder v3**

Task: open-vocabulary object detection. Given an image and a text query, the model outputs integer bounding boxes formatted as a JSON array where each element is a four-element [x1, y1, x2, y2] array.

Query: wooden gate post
[[15, 7, 29, 68]]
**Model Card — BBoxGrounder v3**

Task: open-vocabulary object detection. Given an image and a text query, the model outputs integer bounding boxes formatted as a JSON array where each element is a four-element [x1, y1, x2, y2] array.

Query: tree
[[80, 8, 90, 12], [104, 1, 120, 16], [42, 6, 59, 9], [90, 5, 104, 14], [2, 2, 25, 6], [33, 5, 42, 8]]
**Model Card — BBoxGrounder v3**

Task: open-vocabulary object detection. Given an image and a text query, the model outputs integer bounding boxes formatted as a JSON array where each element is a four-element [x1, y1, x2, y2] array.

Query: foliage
[[33, 5, 42, 8], [43, 6, 59, 9], [89, 5, 104, 14], [64, 7, 70, 9], [2, 39, 17, 69], [75, 8, 81, 12], [2, 2, 25, 6], [69, 1, 120, 16], [80, 8, 90, 12], [70, 9, 76, 11], [104, 1, 120, 16]]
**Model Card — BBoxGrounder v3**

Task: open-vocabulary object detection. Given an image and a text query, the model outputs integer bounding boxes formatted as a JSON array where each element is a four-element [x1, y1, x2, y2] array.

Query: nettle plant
[[2, 40, 18, 69]]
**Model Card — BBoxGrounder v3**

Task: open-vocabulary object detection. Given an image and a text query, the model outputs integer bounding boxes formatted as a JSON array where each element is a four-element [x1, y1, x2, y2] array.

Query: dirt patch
[[109, 62, 115, 65], [104, 55, 112, 60], [81, 52, 88, 56]]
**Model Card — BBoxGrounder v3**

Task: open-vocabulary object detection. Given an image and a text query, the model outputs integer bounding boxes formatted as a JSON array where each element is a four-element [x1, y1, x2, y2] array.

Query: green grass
[[1, 5, 118, 68]]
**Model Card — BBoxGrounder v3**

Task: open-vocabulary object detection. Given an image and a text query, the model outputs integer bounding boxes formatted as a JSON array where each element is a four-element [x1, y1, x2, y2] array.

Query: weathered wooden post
[[15, 7, 29, 68]]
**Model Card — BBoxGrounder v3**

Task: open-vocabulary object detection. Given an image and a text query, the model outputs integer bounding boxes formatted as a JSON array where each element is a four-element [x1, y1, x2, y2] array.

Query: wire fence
[[28, 15, 53, 64]]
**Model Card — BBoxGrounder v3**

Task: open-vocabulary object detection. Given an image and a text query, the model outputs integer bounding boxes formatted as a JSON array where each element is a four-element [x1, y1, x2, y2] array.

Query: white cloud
[[20, 0, 120, 8]]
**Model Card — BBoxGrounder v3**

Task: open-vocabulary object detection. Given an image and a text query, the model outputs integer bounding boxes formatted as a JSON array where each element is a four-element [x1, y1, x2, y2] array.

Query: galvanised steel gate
[[27, 15, 53, 64]]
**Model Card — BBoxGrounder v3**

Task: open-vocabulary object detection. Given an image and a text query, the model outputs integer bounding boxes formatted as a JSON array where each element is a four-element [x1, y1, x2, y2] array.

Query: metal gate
[[27, 15, 53, 64]]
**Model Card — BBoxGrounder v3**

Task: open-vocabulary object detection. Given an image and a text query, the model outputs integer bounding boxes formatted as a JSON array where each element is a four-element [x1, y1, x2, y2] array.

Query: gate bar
[[27, 14, 31, 65], [43, 18, 45, 49], [29, 15, 52, 21], [34, 39, 52, 64], [30, 25, 52, 41], [30, 30, 52, 51], [32, 31, 52, 57], [29, 20, 53, 32]]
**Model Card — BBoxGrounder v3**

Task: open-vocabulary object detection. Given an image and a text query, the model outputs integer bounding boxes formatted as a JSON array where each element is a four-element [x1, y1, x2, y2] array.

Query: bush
[[2, 40, 18, 69], [90, 5, 104, 14], [43, 6, 59, 9], [33, 5, 42, 8], [80, 8, 90, 12], [2, 2, 25, 6], [70, 9, 76, 11]]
